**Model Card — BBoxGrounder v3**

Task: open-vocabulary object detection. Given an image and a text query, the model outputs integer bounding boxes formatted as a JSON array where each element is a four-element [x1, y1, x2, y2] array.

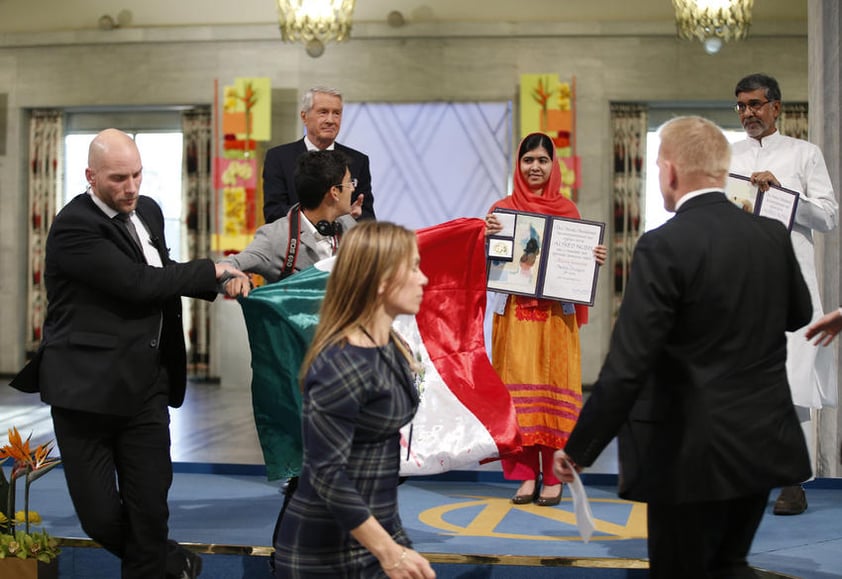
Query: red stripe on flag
[[414, 218, 521, 457]]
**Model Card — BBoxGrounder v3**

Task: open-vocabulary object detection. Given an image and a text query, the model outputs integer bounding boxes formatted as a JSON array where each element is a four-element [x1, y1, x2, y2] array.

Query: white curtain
[[340, 102, 512, 229], [26, 111, 62, 354], [610, 104, 647, 318], [779, 102, 809, 141], [182, 108, 214, 378]]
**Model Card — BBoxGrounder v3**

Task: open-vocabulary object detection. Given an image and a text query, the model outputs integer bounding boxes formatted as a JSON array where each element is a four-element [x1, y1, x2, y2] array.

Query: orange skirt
[[492, 295, 582, 450]]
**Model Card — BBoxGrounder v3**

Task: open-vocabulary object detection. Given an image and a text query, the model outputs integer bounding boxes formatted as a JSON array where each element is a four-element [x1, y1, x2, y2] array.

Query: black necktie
[[114, 212, 144, 253]]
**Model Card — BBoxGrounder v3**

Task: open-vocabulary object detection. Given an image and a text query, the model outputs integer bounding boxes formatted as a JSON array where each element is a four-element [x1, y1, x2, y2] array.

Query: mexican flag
[[240, 218, 521, 480]]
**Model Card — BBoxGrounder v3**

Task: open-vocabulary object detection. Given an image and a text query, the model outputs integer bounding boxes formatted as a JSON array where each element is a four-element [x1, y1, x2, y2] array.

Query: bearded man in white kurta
[[730, 73, 838, 516]]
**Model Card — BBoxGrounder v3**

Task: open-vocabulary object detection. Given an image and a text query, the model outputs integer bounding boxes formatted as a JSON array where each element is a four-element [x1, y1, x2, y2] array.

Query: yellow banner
[[223, 77, 271, 142], [519, 73, 579, 197]]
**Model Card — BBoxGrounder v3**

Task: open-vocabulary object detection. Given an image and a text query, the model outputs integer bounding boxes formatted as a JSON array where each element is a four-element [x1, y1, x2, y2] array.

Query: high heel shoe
[[535, 483, 562, 507], [511, 481, 539, 505]]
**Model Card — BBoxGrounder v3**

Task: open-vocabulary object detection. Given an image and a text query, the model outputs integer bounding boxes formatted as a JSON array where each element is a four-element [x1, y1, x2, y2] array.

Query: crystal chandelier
[[673, 0, 754, 55], [276, 0, 357, 58]]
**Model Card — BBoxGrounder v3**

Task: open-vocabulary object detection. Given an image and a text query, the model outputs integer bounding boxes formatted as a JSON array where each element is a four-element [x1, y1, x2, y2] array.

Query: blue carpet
[[11, 466, 842, 578]]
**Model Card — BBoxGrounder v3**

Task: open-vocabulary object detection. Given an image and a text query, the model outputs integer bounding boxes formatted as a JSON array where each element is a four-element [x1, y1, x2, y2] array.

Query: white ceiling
[[0, 0, 807, 34]]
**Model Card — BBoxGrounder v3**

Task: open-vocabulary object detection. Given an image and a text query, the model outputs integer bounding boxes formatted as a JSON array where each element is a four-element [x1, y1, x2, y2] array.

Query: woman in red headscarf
[[486, 132, 606, 506]]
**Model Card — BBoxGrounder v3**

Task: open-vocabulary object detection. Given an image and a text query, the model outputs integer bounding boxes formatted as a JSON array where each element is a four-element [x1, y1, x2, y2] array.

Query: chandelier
[[276, 0, 356, 58], [673, 0, 754, 55]]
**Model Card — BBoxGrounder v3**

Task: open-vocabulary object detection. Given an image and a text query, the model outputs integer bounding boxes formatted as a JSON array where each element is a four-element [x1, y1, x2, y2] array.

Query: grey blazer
[[221, 211, 357, 283]]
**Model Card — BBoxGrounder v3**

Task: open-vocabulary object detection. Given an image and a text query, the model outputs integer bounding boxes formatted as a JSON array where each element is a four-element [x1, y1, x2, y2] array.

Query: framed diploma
[[541, 216, 605, 304], [726, 172, 800, 231], [486, 209, 605, 305]]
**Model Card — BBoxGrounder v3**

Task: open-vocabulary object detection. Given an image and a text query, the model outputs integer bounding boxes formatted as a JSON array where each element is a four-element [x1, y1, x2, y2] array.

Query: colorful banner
[[520, 73, 580, 198], [240, 218, 521, 480], [215, 158, 257, 190], [222, 77, 271, 143], [217, 77, 271, 251]]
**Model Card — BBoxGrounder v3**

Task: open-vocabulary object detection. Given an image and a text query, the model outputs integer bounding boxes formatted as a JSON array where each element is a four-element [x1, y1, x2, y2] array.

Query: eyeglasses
[[733, 100, 774, 115], [335, 178, 358, 189]]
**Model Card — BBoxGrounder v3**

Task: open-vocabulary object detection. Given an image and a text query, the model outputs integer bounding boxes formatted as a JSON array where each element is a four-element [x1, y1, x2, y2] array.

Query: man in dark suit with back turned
[[553, 116, 813, 578], [262, 86, 375, 223], [12, 128, 247, 578]]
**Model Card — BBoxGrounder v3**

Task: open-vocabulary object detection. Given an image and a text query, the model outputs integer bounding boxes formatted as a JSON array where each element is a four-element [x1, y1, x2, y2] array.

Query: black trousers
[[646, 491, 769, 579], [52, 385, 175, 579]]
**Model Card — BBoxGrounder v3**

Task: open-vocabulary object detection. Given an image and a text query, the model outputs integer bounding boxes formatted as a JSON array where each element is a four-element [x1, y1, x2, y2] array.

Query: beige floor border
[[55, 537, 801, 577]]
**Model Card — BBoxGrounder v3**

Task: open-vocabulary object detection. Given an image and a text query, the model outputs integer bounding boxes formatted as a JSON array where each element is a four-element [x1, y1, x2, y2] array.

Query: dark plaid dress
[[273, 341, 419, 578]]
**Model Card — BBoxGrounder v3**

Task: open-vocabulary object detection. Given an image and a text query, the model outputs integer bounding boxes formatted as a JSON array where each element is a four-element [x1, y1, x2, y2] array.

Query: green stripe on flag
[[239, 265, 330, 480]]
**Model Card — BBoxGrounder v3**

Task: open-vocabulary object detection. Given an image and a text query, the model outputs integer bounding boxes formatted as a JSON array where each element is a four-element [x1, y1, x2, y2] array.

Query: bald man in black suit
[[13, 129, 246, 578]]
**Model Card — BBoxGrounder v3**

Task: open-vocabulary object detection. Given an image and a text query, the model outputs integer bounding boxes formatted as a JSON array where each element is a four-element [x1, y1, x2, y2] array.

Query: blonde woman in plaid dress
[[273, 221, 436, 579]]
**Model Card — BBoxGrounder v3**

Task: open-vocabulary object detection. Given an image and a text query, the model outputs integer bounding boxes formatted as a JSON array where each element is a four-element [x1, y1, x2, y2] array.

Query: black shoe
[[166, 541, 203, 578], [511, 481, 539, 505], [181, 548, 203, 579], [535, 484, 563, 507], [773, 485, 807, 516]]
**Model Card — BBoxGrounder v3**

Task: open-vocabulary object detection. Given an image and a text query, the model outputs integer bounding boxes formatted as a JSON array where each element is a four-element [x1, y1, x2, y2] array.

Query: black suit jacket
[[565, 193, 813, 504], [17, 193, 219, 416], [262, 138, 375, 223]]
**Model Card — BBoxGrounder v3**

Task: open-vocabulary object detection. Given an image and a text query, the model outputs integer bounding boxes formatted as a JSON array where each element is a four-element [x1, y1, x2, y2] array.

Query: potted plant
[[0, 427, 61, 579]]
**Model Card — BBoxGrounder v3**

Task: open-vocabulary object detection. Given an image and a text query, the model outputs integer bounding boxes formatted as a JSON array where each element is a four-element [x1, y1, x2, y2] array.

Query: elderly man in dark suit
[[14, 128, 246, 579], [262, 86, 375, 223], [554, 116, 812, 578]]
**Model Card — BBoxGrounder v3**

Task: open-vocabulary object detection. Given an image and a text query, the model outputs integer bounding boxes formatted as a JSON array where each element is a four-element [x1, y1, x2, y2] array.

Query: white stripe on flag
[[394, 314, 499, 476]]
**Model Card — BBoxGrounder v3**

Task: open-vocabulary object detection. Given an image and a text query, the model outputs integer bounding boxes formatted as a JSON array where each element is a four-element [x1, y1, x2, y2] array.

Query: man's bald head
[[85, 129, 143, 214], [88, 129, 138, 170]]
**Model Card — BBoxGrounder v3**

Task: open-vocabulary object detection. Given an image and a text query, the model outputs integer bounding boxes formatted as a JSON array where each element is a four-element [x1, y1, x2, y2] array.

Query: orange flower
[[32, 441, 59, 472], [531, 76, 556, 111], [0, 427, 31, 464], [239, 82, 258, 112], [1, 427, 62, 561], [0, 428, 59, 482], [0, 427, 34, 479]]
